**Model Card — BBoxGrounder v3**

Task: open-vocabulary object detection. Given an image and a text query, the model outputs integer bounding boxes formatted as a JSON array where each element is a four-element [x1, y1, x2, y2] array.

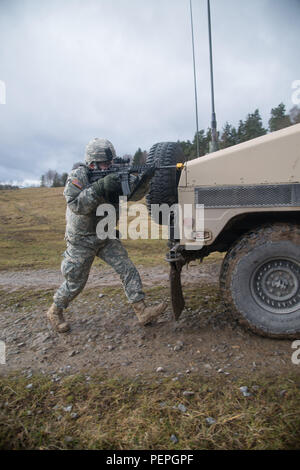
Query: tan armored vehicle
[[146, 123, 300, 339]]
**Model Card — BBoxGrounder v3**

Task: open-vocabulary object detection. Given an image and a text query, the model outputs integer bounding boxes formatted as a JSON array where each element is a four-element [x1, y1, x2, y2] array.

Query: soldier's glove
[[104, 174, 123, 203], [93, 174, 122, 200], [92, 178, 105, 197], [103, 174, 122, 194]]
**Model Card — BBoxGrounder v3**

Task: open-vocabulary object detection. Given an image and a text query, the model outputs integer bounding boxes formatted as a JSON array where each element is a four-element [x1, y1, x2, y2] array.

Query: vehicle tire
[[146, 142, 184, 225], [220, 223, 300, 339]]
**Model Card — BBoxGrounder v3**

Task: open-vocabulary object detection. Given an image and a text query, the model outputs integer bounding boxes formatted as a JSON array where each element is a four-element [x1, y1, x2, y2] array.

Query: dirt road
[[0, 261, 219, 291]]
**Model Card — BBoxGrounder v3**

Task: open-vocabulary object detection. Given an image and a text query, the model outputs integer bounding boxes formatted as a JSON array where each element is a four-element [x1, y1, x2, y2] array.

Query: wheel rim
[[251, 258, 300, 314]]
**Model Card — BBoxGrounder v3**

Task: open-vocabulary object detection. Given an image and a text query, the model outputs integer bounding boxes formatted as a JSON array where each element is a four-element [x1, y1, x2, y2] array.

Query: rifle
[[88, 162, 184, 199]]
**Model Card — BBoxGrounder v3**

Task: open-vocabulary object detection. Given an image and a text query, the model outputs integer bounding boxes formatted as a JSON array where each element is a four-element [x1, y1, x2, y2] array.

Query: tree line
[[178, 103, 300, 161], [0, 184, 19, 190], [40, 102, 300, 185], [40, 170, 68, 188]]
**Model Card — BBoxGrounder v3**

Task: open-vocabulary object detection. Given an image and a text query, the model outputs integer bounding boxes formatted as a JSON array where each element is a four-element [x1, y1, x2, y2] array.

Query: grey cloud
[[0, 0, 299, 183]]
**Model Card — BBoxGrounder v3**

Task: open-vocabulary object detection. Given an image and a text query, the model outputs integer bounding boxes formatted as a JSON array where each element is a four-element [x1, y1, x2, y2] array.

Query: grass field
[[0, 187, 171, 270]]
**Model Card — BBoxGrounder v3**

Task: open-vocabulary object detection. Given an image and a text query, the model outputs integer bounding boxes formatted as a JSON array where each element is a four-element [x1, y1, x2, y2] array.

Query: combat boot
[[132, 300, 167, 326], [46, 303, 70, 333]]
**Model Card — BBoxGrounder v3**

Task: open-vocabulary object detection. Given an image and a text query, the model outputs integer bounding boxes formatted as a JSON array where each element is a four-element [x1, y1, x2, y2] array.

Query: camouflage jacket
[[63, 163, 118, 248]]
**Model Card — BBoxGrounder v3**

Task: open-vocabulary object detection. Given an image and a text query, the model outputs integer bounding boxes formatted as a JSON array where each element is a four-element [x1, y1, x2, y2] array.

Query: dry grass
[[0, 188, 66, 270], [0, 372, 299, 450], [0, 187, 223, 270], [0, 188, 176, 270]]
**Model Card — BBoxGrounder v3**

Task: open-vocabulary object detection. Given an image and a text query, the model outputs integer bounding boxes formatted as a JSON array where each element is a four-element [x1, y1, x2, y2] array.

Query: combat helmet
[[85, 138, 117, 165]]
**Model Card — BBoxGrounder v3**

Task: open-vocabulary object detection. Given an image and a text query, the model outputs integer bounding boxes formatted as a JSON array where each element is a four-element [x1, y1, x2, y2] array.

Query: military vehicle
[[146, 123, 300, 339]]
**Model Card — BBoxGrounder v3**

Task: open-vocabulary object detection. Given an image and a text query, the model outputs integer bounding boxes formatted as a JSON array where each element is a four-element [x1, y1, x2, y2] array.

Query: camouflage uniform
[[53, 161, 145, 309], [47, 138, 166, 333]]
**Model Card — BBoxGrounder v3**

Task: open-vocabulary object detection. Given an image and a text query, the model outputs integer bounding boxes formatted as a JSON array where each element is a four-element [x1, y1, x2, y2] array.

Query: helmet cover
[[85, 138, 116, 164]]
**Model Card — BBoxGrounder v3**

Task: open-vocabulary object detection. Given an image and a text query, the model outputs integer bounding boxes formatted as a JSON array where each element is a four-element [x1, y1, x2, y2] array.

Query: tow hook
[[165, 244, 184, 263]]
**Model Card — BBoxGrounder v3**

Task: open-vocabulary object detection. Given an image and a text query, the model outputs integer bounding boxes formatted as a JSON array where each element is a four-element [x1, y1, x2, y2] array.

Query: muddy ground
[[0, 261, 299, 380]]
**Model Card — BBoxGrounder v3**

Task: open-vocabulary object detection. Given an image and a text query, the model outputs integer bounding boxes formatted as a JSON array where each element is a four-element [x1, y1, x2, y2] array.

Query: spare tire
[[146, 142, 184, 224]]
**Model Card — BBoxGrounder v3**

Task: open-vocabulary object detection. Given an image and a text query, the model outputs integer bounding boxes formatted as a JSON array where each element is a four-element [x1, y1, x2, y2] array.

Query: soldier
[[46, 138, 167, 333]]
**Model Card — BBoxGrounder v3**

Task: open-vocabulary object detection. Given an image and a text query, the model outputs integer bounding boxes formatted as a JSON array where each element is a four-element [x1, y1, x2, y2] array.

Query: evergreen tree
[[177, 129, 213, 161], [238, 109, 267, 143], [220, 122, 238, 149], [132, 148, 147, 166], [237, 119, 245, 144], [269, 103, 291, 132], [40, 175, 46, 187], [178, 139, 193, 161], [185, 129, 211, 159], [194, 129, 211, 157]]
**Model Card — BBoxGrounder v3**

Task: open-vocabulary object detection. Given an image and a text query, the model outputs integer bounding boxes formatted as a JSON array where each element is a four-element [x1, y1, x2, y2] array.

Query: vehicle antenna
[[207, 0, 219, 152], [189, 0, 200, 159]]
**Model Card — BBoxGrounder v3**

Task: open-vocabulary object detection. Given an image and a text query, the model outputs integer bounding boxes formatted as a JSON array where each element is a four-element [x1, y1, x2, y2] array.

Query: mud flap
[[170, 261, 185, 320]]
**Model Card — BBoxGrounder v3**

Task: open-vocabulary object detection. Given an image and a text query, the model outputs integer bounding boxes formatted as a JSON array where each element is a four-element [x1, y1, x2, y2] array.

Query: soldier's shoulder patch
[[71, 178, 83, 190]]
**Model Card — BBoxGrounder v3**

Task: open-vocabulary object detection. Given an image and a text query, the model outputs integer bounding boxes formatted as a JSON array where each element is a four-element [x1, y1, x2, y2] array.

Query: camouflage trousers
[[53, 239, 145, 309]]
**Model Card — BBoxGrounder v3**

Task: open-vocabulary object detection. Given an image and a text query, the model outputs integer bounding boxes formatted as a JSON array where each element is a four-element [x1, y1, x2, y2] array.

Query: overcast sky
[[0, 0, 299, 185]]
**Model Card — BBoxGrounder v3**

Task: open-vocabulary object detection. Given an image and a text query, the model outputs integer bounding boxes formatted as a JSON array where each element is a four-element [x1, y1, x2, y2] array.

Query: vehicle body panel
[[177, 124, 300, 247]]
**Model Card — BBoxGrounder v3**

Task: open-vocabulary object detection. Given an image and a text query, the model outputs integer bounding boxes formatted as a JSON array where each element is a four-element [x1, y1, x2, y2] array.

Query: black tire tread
[[146, 142, 184, 224]]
